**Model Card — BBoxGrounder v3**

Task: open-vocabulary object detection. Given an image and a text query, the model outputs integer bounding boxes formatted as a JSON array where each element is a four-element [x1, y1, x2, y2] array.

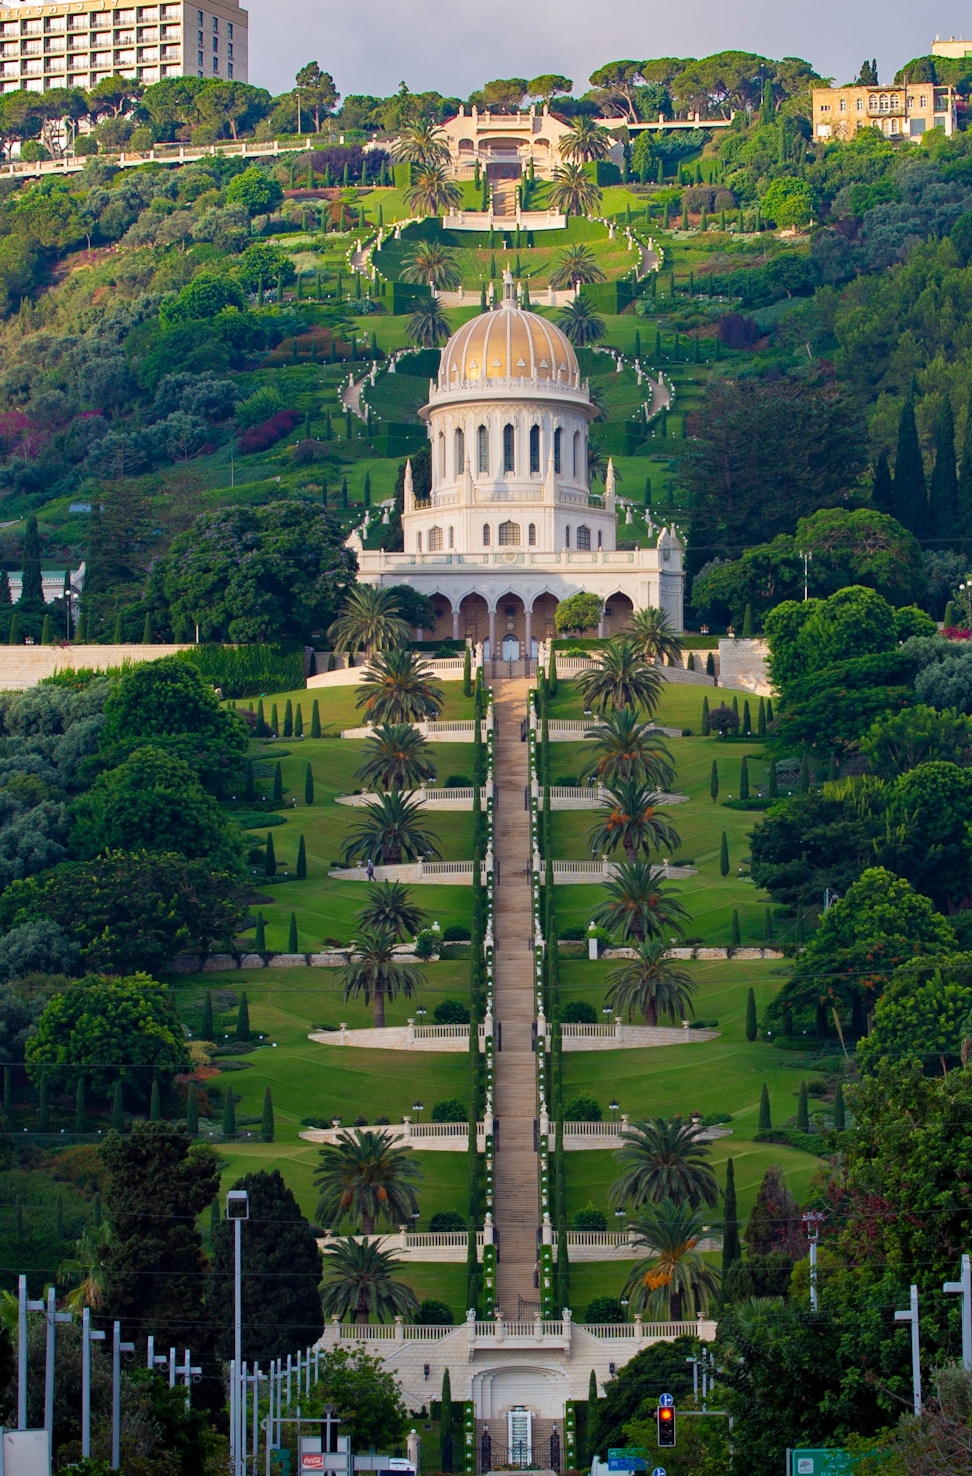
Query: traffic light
[[656, 1406, 676, 1448]]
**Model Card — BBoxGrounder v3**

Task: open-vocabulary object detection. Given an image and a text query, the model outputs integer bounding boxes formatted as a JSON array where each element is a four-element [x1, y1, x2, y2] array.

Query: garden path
[[491, 676, 541, 1312]]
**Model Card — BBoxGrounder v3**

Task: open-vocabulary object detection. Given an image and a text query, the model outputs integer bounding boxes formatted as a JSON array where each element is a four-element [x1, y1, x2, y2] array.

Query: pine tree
[[720, 831, 729, 876], [929, 395, 960, 541], [796, 1080, 810, 1132], [201, 991, 214, 1040], [75, 1076, 86, 1134], [833, 1081, 846, 1131], [236, 992, 250, 1041], [150, 1079, 162, 1121], [222, 1088, 236, 1137], [740, 755, 749, 799], [294, 703, 303, 737], [722, 1158, 740, 1270], [288, 912, 299, 952], [893, 394, 928, 538], [305, 762, 314, 804], [871, 448, 894, 515], [310, 699, 321, 738], [758, 1083, 771, 1132], [272, 762, 283, 804], [296, 835, 307, 878], [731, 909, 741, 947], [185, 1086, 198, 1136], [764, 907, 774, 943], [710, 760, 719, 802], [768, 758, 778, 798], [261, 1085, 275, 1143], [702, 695, 710, 734], [265, 832, 276, 875]]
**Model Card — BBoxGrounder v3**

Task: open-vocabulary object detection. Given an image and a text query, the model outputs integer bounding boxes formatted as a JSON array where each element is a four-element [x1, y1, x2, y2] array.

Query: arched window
[[498, 520, 521, 545], [478, 424, 489, 474], [573, 430, 580, 478], [528, 523, 536, 546], [529, 424, 540, 474], [428, 526, 443, 552], [438, 433, 445, 479], [454, 427, 465, 476], [417, 531, 423, 552], [483, 524, 491, 546], [503, 423, 515, 473], [576, 525, 591, 550], [554, 426, 562, 474], [565, 526, 571, 548], [448, 526, 454, 549]]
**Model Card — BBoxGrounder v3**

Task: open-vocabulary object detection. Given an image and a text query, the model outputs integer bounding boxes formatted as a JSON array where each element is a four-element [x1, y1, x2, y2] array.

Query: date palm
[[587, 778, 681, 863], [559, 118, 614, 163], [605, 939, 697, 1026], [315, 1128, 423, 1233], [406, 299, 452, 348], [57, 1222, 112, 1310], [577, 638, 663, 714], [401, 240, 461, 289], [628, 606, 684, 666], [354, 723, 437, 791], [612, 1118, 720, 1210], [356, 880, 427, 941], [356, 648, 444, 724], [557, 295, 606, 346], [320, 1237, 419, 1325], [392, 119, 451, 168], [547, 161, 602, 216], [582, 709, 675, 790], [327, 586, 410, 658], [405, 165, 462, 217], [592, 860, 690, 942], [343, 791, 441, 868], [549, 245, 606, 289], [339, 925, 428, 1027], [622, 1199, 720, 1319]]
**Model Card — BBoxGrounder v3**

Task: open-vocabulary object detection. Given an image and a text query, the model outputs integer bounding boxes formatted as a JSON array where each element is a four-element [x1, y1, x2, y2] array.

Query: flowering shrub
[[944, 627, 972, 641], [236, 409, 301, 454]]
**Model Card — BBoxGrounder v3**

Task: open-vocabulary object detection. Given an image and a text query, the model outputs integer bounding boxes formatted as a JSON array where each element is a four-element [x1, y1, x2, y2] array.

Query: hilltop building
[[438, 103, 623, 187], [933, 35, 972, 57], [0, 0, 247, 94], [354, 274, 684, 658], [811, 80, 956, 138]]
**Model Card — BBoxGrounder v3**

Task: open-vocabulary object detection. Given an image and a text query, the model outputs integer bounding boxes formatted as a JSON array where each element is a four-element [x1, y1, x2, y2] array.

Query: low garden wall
[[0, 643, 194, 689]]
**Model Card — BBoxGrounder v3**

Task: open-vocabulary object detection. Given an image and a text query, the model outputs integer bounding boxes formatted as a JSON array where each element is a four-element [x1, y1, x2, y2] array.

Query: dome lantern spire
[[501, 269, 516, 307]]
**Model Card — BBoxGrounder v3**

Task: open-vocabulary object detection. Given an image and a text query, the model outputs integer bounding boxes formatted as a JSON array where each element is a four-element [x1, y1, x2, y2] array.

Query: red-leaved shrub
[[237, 409, 301, 454]]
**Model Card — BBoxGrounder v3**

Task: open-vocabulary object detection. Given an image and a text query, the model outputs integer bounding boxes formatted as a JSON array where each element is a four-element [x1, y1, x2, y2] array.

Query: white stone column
[[524, 605, 532, 658], [452, 608, 460, 640], [488, 607, 496, 656]]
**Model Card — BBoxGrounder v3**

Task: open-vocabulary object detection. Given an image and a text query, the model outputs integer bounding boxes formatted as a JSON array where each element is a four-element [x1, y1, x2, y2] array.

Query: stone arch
[[603, 589, 635, 638], [495, 590, 526, 660], [530, 590, 559, 647], [459, 591, 489, 647]]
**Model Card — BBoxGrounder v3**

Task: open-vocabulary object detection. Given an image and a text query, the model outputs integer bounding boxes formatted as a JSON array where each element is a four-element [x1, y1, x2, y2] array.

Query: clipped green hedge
[[583, 160, 622, 186], [389, 281, 432, 315], [753, 1128, 835, 1156], [177, 644, 304, 698], [579, 279, 637, 314]]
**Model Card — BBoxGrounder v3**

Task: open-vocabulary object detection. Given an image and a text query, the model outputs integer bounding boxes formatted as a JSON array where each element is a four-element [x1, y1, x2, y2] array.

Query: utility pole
[[802, 1212, 825, 1310], [894, 1285, 922, 1416], [799, 548, 812, 601], [944, 1253, 972, 1372], [82, 1307, 105, 1459]]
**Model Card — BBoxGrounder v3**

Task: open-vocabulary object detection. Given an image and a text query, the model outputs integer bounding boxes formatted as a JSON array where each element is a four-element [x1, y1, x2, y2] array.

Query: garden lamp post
[[413, 1102, 423, 1123], [609, 1099, 619, 1125]]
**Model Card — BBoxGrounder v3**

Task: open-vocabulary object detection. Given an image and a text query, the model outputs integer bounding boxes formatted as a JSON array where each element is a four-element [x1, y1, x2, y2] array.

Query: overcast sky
[[246, 0, 972, 100]]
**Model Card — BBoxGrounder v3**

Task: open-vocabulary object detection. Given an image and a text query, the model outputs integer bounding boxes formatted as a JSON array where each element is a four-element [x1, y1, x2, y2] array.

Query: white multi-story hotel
[[0, 0, 247, 93]]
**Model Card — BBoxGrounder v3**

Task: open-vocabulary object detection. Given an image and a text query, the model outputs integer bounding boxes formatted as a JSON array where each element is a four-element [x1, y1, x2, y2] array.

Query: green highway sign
[[790, 1451, 858, 1476]]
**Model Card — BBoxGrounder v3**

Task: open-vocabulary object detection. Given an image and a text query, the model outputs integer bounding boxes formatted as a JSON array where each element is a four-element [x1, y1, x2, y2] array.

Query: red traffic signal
[[656, 1407, 676, 1448]]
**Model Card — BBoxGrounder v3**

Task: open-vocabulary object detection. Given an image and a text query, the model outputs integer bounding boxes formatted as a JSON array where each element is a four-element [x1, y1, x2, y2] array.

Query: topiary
[[434, 999, 470, 1024], [564, 1094, 602, 1121], [429, 1210, 466, 1232], [572, 1203, 608, 1231], [584, 1296, 625, 1323], [431, 1097, 468, 1123], [559, 1000, 597, 1024], [416, 1298, 455, 1325]]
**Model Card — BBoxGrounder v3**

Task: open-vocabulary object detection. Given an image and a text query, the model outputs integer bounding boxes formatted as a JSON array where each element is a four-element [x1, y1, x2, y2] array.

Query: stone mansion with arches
[[354, 276, 684, 657]]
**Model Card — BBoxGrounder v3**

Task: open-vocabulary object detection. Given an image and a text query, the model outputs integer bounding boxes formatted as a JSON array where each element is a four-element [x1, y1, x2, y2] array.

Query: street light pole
[[44, 1285, 71, 1439], [19, 1275, 44, 1430], [894, 1285, 922, 1416], [82, 1307, 105, 1459], [227, 1188, 250, 1476], [112, 1321, 135, 1469], [802, 1212, 825, 1311], [944, 1253, 972, 1372]]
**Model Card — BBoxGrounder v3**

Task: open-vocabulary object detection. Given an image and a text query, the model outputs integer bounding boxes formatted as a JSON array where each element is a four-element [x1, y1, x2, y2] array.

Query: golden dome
[[439, 275, 579, 386]]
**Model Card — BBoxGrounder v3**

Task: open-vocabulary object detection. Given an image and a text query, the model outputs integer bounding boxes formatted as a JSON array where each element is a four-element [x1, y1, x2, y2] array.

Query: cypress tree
[[38, 1073, 49, 1132], [706, 651, 716, 677], [589, 1368, 599, 1405], [768, 758, 778, 798], [742, 603, 753, 637], [75, 1076, 86, 1134], [828, 751, 838, 782], [757, 697, 766, 736], [272, 762, 283, 804], [364, 471, 372, 506], [740, 756, 749, 800], [799, 754, 810, 793], [766, 701, 774, 728], [463, 645, 472, 697], [557, 1216, 570, 1311], [742, 701, 752, 736], [720, 831, 729, 876], [702, 695, 710, 733], [957, 385, 972, 540], [222, 1088, 236, 1137], [871, 448, 894, 515], [833, 1081, 846, 1131], [256, 699, 266, 737], [112, 612, 123, 644], [236, 992, 250, 1041], [261, 1085, 275, 1142], [201, 990, 214, 1040], [142, 611, 153, 644], [758, 1083, 771, 1132], [20, 514, 43, 605], [296, 835, 307, 878], [722, 1158, 740, 1270], [745, 986, 757, 1040], [209, 1199, 219, 1241], [7, 612, 19, 646], [244, 760, 255, 802], [186, 1086, 198, 1136], [254, 912, 265, 951], [764, 907, 774, 943], [40, 613, 51, 645], [730, 909, 741, 947], [311, 699, 322, 738], [440, 1369, 454, 1472], [929, 395, 960, 542], [294, 703, 303, 737], [548, 648, 558, 696], [892, 394, 928, 538], [796, 1081, 810, 1132], [732, 696, 739, 724], [149, 1079, 162, 1121], [288, 912, 299, 952], [305, 762, 314, 804], [271, 703, 279, 736], [710, 760, 719, 802]]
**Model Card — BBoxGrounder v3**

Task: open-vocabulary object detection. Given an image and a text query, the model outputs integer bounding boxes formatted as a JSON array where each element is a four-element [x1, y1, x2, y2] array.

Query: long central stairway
[[491, 677, 540, 1314]]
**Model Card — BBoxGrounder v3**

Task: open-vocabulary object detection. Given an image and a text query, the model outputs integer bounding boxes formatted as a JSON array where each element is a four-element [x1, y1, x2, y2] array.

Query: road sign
[[652, 1468, 667, 1476], [608, 1448, 647, 1471], [790, 1451, 858, 1476], [658, 1394, 674, 1408]]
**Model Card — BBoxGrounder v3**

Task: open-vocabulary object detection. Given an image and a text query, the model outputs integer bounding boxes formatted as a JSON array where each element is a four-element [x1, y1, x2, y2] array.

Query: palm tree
[[354, 723, 437, 791], [549, 245, 606, 289], [628, 607, 684, 666], [622, 1199, 720, 1319], [592, 860, 690, 942], [340, 925, 427, 1024], [320, 1237, 419, 1325], [547, 161, 602, 216], [315, 1128, 423, 1232], [587, 779, 681, 863], [405, 165, 462, 217], [581, 709, 675, 789], [401, 240, 461, 289], [57, 1222, 112, 1310], [612, 1118, 720, 1209], [557, 296, 606, 347], [356, 880, 427, 940], [343, 792, 441, 868], [559, 118, 614, 163], [406, 299, 452, 348], [577, 638, 663, 714], [327, 586, 410, 659], [356, 648, 444, 724], [605, 940, 697, 1025], [392, 119, 451, 168]]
